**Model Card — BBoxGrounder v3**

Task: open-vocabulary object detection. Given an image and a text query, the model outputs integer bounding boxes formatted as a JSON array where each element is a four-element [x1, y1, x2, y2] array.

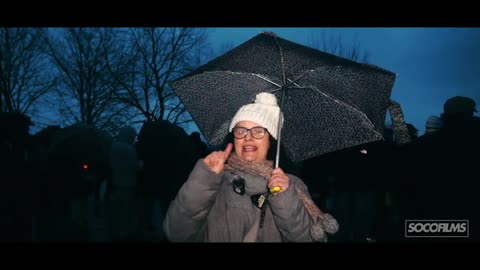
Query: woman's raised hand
[[203, 143, 233, 175]]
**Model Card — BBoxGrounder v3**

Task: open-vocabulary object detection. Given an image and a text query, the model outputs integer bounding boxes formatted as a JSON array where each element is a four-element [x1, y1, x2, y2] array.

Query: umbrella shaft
[[275, 89, 286, 169], [275, 126, 281, 168]]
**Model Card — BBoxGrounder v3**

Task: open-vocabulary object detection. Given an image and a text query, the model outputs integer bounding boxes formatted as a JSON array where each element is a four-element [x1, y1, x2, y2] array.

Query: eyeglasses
[[232, 126, 267, 139]]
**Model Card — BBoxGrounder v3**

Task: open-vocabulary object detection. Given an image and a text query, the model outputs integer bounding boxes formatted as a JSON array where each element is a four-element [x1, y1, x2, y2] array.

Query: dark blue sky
[[207, 27, 480, 135], [33, 28, 480, 138]]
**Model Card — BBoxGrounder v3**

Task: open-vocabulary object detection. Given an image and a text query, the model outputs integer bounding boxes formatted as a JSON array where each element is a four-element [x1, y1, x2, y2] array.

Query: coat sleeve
[[162, 159, 223, 242], [268, 174, 314, 242]]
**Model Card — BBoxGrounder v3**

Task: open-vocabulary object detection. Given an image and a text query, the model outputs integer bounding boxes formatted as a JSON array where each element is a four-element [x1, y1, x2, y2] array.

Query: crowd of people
[[1, 94, 478, 242]]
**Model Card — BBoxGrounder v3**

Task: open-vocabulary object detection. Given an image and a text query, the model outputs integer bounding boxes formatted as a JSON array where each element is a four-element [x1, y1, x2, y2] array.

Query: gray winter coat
[[163, 159, 315, 242]]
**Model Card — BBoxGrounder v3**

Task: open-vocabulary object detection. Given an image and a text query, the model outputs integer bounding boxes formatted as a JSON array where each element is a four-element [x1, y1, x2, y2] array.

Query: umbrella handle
[[273, 90, 285, 194], [270, 186, 281, 193]]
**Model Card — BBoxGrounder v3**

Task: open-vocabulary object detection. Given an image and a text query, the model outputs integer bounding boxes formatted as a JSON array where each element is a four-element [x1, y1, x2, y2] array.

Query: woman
[[163, 92, 337, 242]]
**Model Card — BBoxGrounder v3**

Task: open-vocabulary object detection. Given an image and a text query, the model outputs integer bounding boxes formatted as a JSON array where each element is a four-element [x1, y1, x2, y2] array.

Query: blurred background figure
[[47, 124, 112, 241], [136, 120, 197, 240], [406, 123, 419, 141], [399, 95, 480, 241], [189, 131, 207, 162], [443, 96, 477, 116], [0, 112, 33, 242], [425, 115, 443, 135], [108, 126, 141, 241], [440, 96, 480, 134]]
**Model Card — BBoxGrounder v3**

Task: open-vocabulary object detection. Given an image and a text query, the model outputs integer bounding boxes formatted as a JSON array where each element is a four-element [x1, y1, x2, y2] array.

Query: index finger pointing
[[223, 143, 233, 160]]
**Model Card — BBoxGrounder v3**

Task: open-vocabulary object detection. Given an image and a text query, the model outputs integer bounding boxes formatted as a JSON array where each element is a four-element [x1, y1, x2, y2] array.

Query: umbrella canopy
[[171, 32, 396, 162]]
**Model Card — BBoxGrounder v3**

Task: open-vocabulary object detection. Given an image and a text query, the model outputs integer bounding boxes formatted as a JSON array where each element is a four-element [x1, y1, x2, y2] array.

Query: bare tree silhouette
[[106, 28, 211, 128], [45, 28, 133, 134], [0, 28, 55, 116]]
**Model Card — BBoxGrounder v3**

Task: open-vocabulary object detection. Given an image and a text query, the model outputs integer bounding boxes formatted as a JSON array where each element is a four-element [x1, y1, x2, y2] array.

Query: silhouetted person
[[189, 132, 207, 162], [406, 123, 419, 140], [401, 96, 480, 241], [108, 126, 141, 241], [28, 125, 61, 241], [48, 124, 112, 241], [0, 112, 33, 241], [136, 120, 196, 239]]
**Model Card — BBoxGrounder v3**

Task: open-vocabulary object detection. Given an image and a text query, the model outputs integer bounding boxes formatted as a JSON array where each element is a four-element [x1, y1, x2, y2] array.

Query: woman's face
[[233, 121, 270, 162]]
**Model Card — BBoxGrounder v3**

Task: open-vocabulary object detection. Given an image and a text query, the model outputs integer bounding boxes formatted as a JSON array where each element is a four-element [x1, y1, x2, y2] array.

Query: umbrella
[[171, 32, 397, 163]]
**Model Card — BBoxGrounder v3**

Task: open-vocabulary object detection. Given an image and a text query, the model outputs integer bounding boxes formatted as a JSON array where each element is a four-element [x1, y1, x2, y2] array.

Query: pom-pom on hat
[[229, 92, 283, 140]]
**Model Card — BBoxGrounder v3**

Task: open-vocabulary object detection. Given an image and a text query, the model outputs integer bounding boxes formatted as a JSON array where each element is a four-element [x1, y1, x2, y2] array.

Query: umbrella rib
[[238, 71, 379, 134], [286, 78, 302, 88], [308, 86, 381, 134], [234, 72, 303, 90], [251, 74, 282, 88], [289, 70, 312, 85], [225, 71, 284, 93]]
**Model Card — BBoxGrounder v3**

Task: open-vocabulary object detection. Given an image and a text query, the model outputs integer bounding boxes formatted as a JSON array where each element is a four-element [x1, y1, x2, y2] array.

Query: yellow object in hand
[[270, 186, 281, 193]]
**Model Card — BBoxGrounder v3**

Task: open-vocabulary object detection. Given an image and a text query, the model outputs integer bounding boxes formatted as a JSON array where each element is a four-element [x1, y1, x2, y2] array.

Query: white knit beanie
[[229, 92, 283, 140]]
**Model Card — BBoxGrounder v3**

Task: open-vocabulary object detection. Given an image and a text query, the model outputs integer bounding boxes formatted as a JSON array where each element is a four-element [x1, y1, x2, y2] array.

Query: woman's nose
[[244, 131, 253, 141]]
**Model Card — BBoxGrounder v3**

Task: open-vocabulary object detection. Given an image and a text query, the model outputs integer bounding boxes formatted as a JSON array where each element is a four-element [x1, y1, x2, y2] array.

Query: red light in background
[[83, 164, 88, 170]]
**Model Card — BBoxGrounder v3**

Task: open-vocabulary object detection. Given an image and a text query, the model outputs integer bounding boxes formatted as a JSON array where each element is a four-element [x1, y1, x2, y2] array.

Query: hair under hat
[[229, 92, 283, 140]]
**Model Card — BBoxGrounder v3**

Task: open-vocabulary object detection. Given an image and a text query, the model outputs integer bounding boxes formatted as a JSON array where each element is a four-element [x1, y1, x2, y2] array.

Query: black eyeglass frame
[[232, 126, 268, 139]]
